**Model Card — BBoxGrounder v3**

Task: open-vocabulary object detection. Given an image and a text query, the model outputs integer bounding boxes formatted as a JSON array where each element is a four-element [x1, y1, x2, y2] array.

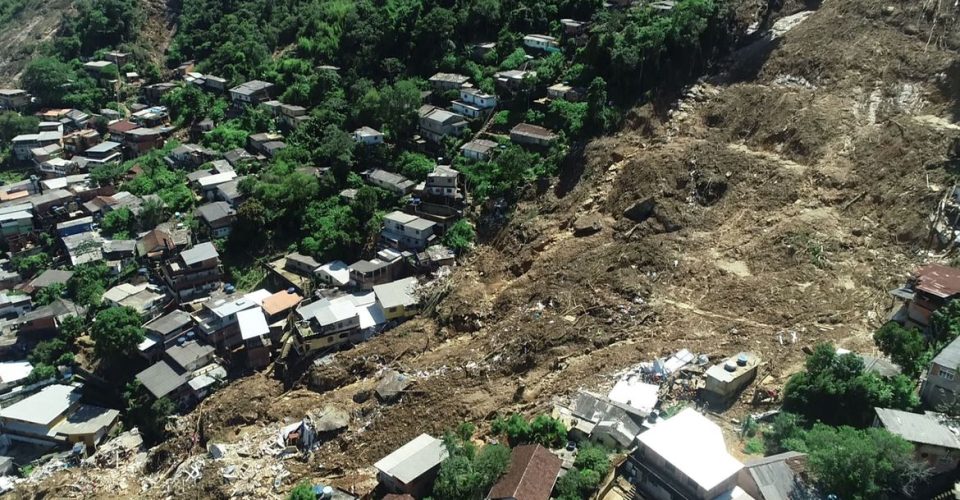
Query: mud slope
[[19, 0, 960, 497]]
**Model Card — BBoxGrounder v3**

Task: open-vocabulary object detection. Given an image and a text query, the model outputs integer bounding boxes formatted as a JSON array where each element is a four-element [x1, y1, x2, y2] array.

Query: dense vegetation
[[431, 423, 511, 500], [781, 343, 918, 427]]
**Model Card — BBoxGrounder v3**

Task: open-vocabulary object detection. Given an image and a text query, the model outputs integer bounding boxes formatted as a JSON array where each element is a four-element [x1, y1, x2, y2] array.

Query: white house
[[353, 126, 384, 145]]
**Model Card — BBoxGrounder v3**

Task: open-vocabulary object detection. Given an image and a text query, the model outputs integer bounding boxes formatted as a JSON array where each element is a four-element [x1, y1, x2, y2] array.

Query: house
[[195, 202, 236, 239], [195, 171, 238, 200], [895, 264, 960, 327], [921, 334, 960, 408], [471, 42, 497, 60], [349, 248, 408, 290], [553, 391, 644, 450], [547, 83, 584, 102], [561, 19, 588, 36], [78, 141, 123, 165], [224, 148, 256, 169], [261, 289, 300, 320], [631, 409, 744, 500], [704, 352, 760, 405], [293, 297, 362, 353], [494, 70, 537, 91], [461, 139, 498, 161], [136, 223, 191, 260], [204, 76, 228, 92], [317, 260, 350, 288], [510, 123, 558, 147], [131, 106, 170, 128], [55, 216, 93, 237], [452, 88, 497, 120], [194, 292, 264, 348], [0, 384, 119, 450], [143, 82, 176, 103], [237, 307, 271, 368], [374, 434, 448, 497], [161, 242, 222, 303], [428, 73, 470, 91], [124, 127, 164, 157], [136, 360, 189, 402], [139, 309, 196, 359], [229, 80, 275, 108], [0, 293, 32, 320], [487, 444, 562, 500], [523, 34, 560, 52], [103, 283, 166, 318], [24, 269, 74, 294], [248, 132, 284, 155], [216, 177, 246, 207], [38, 158, 77, 178], [186, 160, 234, 184], [167, 340, 216, 373], [0, 89, 30, 110], [0, 204, 34, 248], [168, 143, 217, 168], [373, 277, 419, 321], [353, 126, 384, 145], [381, 211, 436, 251], [0, 360, 33, 392], [419, 106, 468, 143], [425, 165, 461, 201], [17, 298, 84, 337], [278, 104, 308, 129], [62, 231, 104, 266], [83, 60, 117, 81], [11, 134, 40, 161], [104, 50, 130, 66], [874, 408, 960, 474], [737, 452, 812, 500], [365, 169, 416, 195], [286, 253, 321, 277]]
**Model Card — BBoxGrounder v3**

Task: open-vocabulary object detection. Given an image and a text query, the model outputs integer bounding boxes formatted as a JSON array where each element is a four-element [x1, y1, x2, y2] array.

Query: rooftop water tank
[[737, 353, 749, 366]]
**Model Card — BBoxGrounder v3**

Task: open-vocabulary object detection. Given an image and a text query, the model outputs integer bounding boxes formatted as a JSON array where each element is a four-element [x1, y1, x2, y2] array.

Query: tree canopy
[[91, 306, 146, 363]]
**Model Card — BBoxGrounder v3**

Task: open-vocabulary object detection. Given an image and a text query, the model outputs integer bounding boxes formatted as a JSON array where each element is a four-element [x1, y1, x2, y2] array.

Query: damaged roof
[[487, 444, 562, 500], [914, 263, 960, 298]]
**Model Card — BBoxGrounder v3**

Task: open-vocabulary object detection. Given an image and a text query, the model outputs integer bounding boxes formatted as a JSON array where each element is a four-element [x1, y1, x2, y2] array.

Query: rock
[[573, 213, 603, 236], [314, 405, 350, 433], [694, 172, 728, 205], [207, 443, 227, 460], [623, 197, 656, 222], [881, 5, 895, 15], [904, 24, 920, 35], [375, 370, 412, 404], [353, 389, 371, 404]]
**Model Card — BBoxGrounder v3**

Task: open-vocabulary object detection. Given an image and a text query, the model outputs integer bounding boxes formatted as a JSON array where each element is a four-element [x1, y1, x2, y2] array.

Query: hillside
[[11, 0, 960, 498], [0, 0, 72, 86]]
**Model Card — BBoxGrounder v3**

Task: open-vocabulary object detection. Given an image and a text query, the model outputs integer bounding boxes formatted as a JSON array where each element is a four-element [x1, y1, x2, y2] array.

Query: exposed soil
[[16, 0, 960, 497]]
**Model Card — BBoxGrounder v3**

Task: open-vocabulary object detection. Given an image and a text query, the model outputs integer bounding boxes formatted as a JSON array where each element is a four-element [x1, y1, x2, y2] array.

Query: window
[[942, 369, 956, 381], [388, 307, 398, 313]]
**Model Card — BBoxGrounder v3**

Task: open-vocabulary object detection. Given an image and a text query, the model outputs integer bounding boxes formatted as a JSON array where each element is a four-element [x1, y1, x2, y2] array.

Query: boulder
[[573, 212, 603, 236]]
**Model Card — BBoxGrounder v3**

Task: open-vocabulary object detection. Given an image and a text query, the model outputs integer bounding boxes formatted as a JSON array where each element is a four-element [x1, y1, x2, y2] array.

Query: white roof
[[102, 282, 148, 303], [0, 361, 32, 384], [373, 277, 419, 310], [607, 377, 659, 414], [0, 384, 80, 425], [138, 335, 159, 352], [318, 260, 350, 286], [244, 289, 272, 306], [350, 292, 386, 329], [237, 307, 270, 340], [208, 297, 258, 318], [637, 409, 742, 491], [374, 433, 448, 484], [314, 298, 358, 327], [197, 171, 237, 187]]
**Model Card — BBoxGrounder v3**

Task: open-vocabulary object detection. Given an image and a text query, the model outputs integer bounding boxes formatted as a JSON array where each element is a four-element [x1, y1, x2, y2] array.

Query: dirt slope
[[17, 0, 960, 497]]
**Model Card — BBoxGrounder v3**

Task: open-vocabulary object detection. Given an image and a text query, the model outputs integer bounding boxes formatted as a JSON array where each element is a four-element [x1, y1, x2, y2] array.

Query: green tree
[[932, 299, 960, 343], [100, 207, 135, 238], [66, 263, 111, 307], [529, 414, 568, 448], [11, 251, 48, 277], [782, 343, 919, 427], [444, 219, 476, 254], [123, 380, 173, 444], [0, 111, 40, 143], [25, 363, 57, 384], [287, 481, 315, 500], [90, 306, 145, 363], [397, 152, 435, 181], [34, 282, 65, 306], [874, 321, 928, 377], [20, 57, 76, 106], [784, 424, 918, 500], [433, 423, 510, 500]]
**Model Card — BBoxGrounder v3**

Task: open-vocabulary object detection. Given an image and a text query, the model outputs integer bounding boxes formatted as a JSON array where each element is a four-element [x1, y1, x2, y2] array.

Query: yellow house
[[373, 277, 419, 321]]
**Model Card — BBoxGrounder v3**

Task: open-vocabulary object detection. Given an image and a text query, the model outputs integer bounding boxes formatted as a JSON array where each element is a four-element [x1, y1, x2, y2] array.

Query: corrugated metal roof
[[875, 408, 960, 449], [0, 384, 79, 425], [374, 434, 447, 484], [181, 242, 219, 266]]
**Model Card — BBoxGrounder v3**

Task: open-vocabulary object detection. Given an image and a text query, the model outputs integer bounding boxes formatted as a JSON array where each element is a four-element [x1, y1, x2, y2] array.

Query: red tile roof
[[487, 444, 562, 500]]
